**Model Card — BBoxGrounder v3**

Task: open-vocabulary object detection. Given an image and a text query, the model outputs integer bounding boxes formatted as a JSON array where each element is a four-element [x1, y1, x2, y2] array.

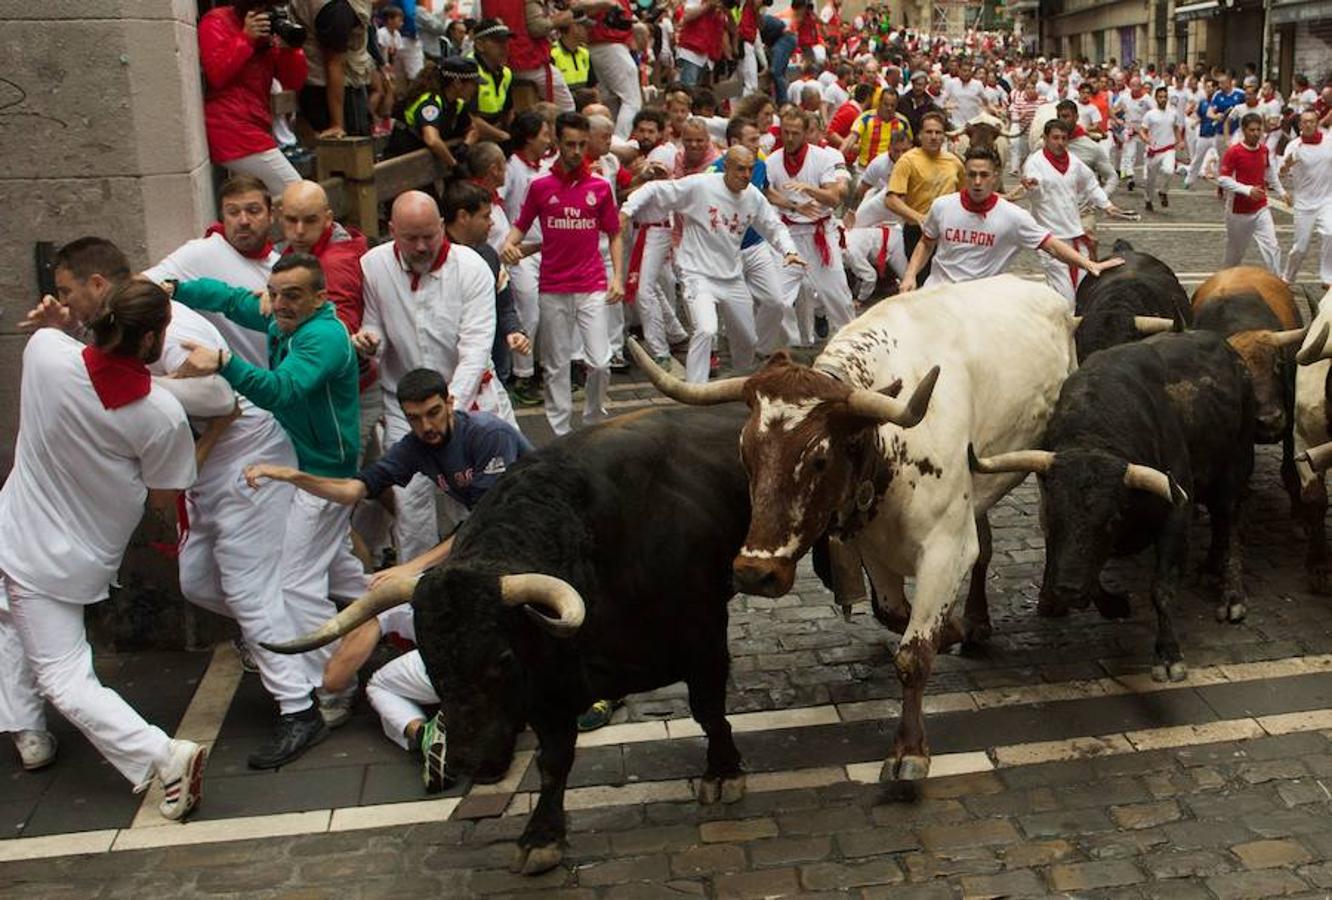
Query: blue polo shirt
[[710, 155, 769, 250], [357, 410, 532, 510], [1197, 97, 1221, 138], [1211, 88, 1246, 134]]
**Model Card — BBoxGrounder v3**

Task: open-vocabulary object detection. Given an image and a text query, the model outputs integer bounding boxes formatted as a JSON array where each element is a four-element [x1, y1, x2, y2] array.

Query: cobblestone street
[[5, 185, 1332, 898]]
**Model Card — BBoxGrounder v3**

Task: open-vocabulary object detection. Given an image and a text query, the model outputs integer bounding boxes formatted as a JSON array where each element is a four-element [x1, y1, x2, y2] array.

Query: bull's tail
[[260, 577, 419, 654]]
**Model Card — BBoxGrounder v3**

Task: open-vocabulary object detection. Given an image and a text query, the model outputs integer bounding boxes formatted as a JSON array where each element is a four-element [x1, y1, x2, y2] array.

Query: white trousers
[[366, 649, 438, 750], [588, 42, 643, 139], [224, 147, 301, 196], [509, 255, 541, 378], [539, 291, 611, 435], [682, 274, 757, 383], [1039, 234, 1092, 303], [1224, 208, 1281, 272], [759, 222, 855, 352], [1144, 149, 1175, 198], [739, 42, 759, 95], [1286, 206, 1332, 285], [1009, 135, 1028, 175], [844, 225, 906, 301], [1185, 135, 1221, 187], [0, 582, 171, 785], [0, 600, 44, 734], [743, 242, 789, 328], [281, 494, 367, 695], [633, 225, 686, 357], [1120, 133, 1144, 178], [512, 65, 575, 112], [180, 443, 318, 715]]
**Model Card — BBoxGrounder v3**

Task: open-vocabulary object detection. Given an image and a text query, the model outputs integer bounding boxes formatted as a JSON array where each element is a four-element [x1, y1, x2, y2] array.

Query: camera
[[268, 7, 308, 46], [602, 5, 636, 31]]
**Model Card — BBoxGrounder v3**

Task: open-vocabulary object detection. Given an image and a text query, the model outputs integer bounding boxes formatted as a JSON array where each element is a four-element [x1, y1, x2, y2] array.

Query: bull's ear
[[811, 536, 833, 590]]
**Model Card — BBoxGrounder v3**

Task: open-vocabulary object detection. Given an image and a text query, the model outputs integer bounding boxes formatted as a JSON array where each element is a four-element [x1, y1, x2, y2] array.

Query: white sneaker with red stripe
[[157, 739, 207, 821]]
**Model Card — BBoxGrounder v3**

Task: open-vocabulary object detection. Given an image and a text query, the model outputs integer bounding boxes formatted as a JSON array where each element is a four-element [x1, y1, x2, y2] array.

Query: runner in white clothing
[[622, 148, 805, 382], [845, 129, 913, 301], [763, 108, 856, 352], [1280, 112, 1332, 287], [1021, 119, 1133, 302], [0, 282, 207, 820], [902, 146, 1122, 291], [1115, 80, 1155, 187], [499, 112, 553, 405], [1139, 86, 1185, 212]]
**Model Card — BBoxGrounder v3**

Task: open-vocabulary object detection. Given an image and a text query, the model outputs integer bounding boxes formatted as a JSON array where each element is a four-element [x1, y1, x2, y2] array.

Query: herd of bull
[[263, 250, 1332, 875]]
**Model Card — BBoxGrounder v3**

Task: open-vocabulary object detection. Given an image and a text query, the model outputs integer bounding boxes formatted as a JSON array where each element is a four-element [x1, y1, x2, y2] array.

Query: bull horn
[[500, 573, 586, 638], [844, 366, 940, 427], [1071, 315, 1083, 330], [1123, 463, 1189, 506], [626, 337, 747, 405], [260, 576, 419, 654], [1297, 322, 1331, 365], [1133, 316, 1176, 335], [1270, 326, 1308, 348], [1297, 440, 1332, 476], [968, 444, 1055, 475], [1003, 126, 1024, 138]]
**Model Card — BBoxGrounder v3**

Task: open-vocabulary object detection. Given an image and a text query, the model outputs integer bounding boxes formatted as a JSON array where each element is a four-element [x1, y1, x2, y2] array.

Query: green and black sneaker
[[420, 713, 447, 794]]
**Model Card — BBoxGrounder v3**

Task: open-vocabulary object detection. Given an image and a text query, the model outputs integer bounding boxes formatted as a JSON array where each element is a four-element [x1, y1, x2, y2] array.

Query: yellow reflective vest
[[549, 42, 591, 88]]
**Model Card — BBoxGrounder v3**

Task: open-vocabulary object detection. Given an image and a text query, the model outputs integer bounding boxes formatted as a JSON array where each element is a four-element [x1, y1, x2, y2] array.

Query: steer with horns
[[1073, 240, 1193, 361], [972, 330, 1257, 681], [263, 405, 753, 875], [1290, 289, 1332, 591], [630, 273, 1075, 782]]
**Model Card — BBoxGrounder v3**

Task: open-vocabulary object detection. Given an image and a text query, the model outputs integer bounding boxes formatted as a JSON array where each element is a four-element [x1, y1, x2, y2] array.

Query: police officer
[[550, 16, 594, 95], [469, 19, 515, 142], [386, 57, 482, 168]]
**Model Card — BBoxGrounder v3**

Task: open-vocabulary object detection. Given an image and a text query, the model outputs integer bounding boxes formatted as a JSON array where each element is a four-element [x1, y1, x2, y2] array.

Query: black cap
[[440, 57, 481, 80], [473, 18, 513, 40]]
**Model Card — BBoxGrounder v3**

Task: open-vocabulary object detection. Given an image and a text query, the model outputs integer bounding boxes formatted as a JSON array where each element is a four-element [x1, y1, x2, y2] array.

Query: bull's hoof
[[1036, 595, 1070, 618], [698, 773, 747, 805], [1093, 591, 1132, 619], [510, 843, 563, 876], [962, 620, 992, 653], [1151, 660, 1188, 683], [1215, 601, 1247, 623], [879, 754, 930, 783]]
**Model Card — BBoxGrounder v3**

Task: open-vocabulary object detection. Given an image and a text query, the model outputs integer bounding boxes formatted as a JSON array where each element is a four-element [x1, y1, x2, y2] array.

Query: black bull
[[265, 405, 753, 875], [1074, 240, 1192, 362]]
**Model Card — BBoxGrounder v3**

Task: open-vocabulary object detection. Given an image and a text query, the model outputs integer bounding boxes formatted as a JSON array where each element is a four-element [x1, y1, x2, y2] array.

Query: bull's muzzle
[[733, 555, 796, 597]]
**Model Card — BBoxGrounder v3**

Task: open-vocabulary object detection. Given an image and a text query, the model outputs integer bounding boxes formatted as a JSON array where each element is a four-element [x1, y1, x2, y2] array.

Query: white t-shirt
[[621, 172, 797, 280], [1022, 150, 1111, 238], [0, 329, 196, 604], [503, 153, 551, 241], [1035, 80, 1060, 102], [921, 194, 1052, 287], [1284, 133, 1332, 212], [1117, 93, 1154, 127], [861, 151, 895, 191], [143, 233, 278, 369], [1076, 102, 1102, 131], [1296, 88, 1320, 113], [823, 81, 850, 111], [766, 144, 849, 225], [1142, 107, 1183, 151], [945, 78, 987, 123], [982, 84, 1008, 110]]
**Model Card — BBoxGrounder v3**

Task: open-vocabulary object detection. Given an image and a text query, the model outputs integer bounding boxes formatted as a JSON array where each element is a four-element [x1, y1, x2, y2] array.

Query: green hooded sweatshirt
[[174, 278, 361, 477]]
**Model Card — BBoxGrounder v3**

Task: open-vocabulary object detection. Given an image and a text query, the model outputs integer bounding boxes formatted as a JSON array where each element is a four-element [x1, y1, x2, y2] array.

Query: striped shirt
[[851, 112, 913, 167], [1010, 91, 1043, 131]]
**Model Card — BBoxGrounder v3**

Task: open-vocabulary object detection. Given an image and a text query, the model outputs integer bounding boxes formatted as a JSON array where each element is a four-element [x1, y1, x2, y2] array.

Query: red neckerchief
[[1303, 132, 1324, 145], [1043, 147, 1070, 174], [959, 191, 999, 216], [204, 223, 273, 260], [299, 224, 335, 258], [515, 151, 542, 171], [783, 141, 810, 178], [398, 239, 452, 291], [552, 160, 591, 186], [1071, 124, 1088, 139], [82, 345, 151, 410]]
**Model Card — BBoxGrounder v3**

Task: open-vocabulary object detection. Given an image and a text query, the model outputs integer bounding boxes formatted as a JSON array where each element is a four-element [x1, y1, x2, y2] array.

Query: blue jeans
[[677, 57, 707, 86], [768, 34, 796, 102]]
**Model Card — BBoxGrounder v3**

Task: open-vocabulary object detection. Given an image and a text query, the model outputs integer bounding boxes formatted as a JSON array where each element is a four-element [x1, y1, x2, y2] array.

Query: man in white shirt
[[902, 146, 1121, 291], [1280, 111, 1332, 288], [1022, 119, 1132, 301], [1139, 85, 1185, 212], [1218, 113, 1289, 271], [142, 175, 280, 368], [622, 148, 804, 382], [500, 111, 553, 407], [1115, 79, 1155, 188], [356, 191, 512, 563], [763, 108, 856, 351], [943, 61, 989, 125], [845, 129, 912, 301], [0, 281, 206, 820]]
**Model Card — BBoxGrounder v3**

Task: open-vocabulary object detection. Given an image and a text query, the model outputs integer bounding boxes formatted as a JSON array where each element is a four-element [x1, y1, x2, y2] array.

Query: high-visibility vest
[[550, 42, 591, 88], [404, 92, 465, 130], [473, 59, 513, 117]]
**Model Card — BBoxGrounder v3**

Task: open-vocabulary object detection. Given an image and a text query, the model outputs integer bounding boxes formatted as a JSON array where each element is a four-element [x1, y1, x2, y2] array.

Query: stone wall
[[0, 0, 213, 476]]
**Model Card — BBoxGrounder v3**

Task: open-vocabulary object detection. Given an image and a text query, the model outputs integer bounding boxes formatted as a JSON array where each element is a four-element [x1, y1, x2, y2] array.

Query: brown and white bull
[[629, 274, 1076, 782], [949, 112, 1023, 174], [1290, 288, 1332, 591]]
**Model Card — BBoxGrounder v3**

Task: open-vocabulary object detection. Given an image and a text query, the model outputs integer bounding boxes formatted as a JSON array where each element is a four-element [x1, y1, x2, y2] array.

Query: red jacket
[[199, 7, 307, 163], [1220, 142, 1270, 216], [589, 0, 634, 45], [677, 3, 727, 62], [484, 0, 551, 71]]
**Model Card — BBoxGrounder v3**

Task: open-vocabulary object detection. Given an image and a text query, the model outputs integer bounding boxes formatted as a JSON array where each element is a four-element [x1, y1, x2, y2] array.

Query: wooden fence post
[[315, 136, 379, 239]]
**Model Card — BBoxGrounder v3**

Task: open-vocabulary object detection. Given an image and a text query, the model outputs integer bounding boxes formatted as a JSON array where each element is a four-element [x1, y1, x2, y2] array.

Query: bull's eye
[[812, 457, 828, 474]]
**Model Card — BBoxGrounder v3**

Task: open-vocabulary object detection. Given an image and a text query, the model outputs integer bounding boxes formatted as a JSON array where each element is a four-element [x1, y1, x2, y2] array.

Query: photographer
[[586, 0, 643, 138], [199, 1, 309, 193], [291, 0, 376, 138], [675, 0, 728, 86]]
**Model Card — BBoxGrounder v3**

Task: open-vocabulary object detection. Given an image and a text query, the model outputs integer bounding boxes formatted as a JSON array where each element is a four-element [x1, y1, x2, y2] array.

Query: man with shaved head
[[622, 146, 804, 383], [357, 190, 514, 562]]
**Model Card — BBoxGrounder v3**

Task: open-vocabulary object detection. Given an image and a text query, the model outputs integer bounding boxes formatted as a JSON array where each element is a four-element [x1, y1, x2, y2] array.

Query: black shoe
[[247, 705, 328, 770], [1160, 192, 1169, 208], [814, 315, 829, 339], [1127, 178, 1136, 191], [1145, 201, 1154, 212]]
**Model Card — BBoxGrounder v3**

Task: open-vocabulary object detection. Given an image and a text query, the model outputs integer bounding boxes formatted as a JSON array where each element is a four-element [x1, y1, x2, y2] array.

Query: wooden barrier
[[314, 137, 446, 240]]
